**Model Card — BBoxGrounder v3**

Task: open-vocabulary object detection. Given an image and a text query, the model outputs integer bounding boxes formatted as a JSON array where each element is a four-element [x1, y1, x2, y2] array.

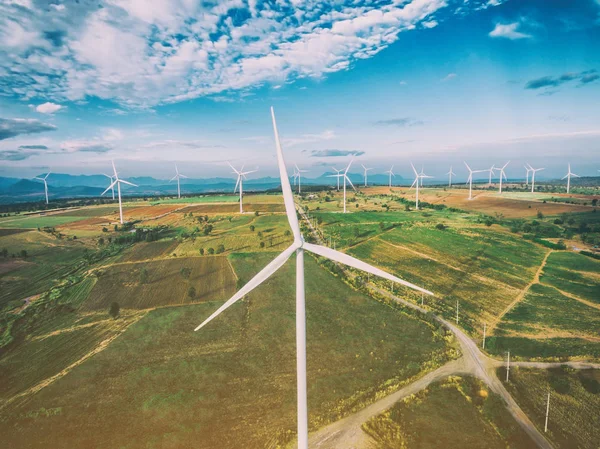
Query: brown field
[[125, 204, 184, 220], [120, 240, 179, 262], [0, 229, 30, 237], [0, 259, 33, 275], [180, 203, 286, 214], [362, 187, 595, 218], [83, 256, 236, 311]]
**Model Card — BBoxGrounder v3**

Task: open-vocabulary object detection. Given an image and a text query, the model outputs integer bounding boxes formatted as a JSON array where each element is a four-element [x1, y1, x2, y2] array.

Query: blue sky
[[1, 0, 599, 181]]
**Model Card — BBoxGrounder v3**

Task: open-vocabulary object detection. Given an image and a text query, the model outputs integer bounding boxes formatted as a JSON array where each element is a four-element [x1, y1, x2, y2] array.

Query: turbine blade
[[346, 175, 356, 191], [227, 161, 240, 175], [170, 175, 178, 182], [411, 163, 418, 176], [464, 161, 471, 172], [179, 174, 188, 178], [195, 244, 297, 331], [102, 180, 117, 196], [572, 173, 580, 178], [344, 157, 354, 174], [112, 160, 118, 177], [271, 107, 302, 242], [119, 179, 137, 187], [561, 174, 568, 180], [303, 243, 433, 296], [234, 176, 240, 193]]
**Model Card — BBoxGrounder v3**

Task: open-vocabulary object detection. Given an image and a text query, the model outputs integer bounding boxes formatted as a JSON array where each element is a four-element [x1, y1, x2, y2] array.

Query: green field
[[0, 215, 91, 229], [501, 367, 600, 449], [120, 240, 179, 262], [363, 376, 534, 448], [540, 252, 600, 305], [84, 256, 237, 310], [0, 253, 453, 449]]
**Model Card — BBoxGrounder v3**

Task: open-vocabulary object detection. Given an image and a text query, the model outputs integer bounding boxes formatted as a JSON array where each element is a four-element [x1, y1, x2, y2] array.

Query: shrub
[[199, 248, 204, 255], [259, 241, 265, 248], [188, 286, 196, 299], [249, 225, 255, 232], [109, 302, 120, 319], [216, 244, 225, 254], [207, 247, 215, 255], [435, 223, 446, 230]]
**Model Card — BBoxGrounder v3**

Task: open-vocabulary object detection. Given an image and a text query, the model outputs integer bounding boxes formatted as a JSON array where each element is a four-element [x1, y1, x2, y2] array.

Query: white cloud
[[35, 102, 63, 114], [489, 22, 532, 40], [50, 4, 66, 11], [0, 0, 502, 108], [442, 73, 457, 81]]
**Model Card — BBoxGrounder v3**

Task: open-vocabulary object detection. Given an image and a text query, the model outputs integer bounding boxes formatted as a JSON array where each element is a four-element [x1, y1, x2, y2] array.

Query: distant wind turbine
[[294, 163, 308, 194], [487, 164, 496, 186], [102, 161, 137, 224], [229, 162, 257, 214], [331, 167, 342, 190], [33, 172, 51, 205], [341, 159, 356, 213], [194, 107, 434, 449], [562, 163, 579, 194], [170, 164, 188, 199], [524, 165, 531, 185], [446, 166, 456, 187], [361, 164, 373, 187], [411, 163, 433, 209], [464, 162, 485, 200], [496, 161, 510, 194], [385, 165, 395, 188], [527, 164, 544, 193], [102, 173, 115, 200]]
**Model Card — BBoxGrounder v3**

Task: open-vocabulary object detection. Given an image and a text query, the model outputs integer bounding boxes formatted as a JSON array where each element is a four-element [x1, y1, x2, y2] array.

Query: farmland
[[0, 253, 454, 449], [502, 367, 600, 449], [362, 376, 534, 448]]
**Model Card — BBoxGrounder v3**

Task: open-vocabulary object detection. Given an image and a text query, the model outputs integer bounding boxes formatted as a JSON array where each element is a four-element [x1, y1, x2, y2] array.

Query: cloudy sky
[[1, 0, 599, 181]]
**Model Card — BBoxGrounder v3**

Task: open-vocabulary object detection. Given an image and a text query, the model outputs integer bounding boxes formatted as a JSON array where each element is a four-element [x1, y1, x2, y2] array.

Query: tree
[[199, 248, 205, 255], [353, 227, 360, 237], [249, 225, 255, 232], [208, 247, 215, 255], [254, 211, 259, 216], [180, 267, 191, 279], [140, 267, 148, 284], [404, 204, 411, 212], [216, 244, 225, 254], [109, 302, 120, 319], [203, 224, 213, 235], [114, 224, 118, 231], [98, 237, 105, 245], [1, 248, 7, 258], [257, 231, 263, 239], [435, 223, 446, 230], [378, 222, 385, 231], [284, 230, 291, 237], [188, 286, 196, 299], [20, 249, 27, 258], [102, 227, 108, 232], [259, 241, 265, 248], [537, 210, 544, 219]]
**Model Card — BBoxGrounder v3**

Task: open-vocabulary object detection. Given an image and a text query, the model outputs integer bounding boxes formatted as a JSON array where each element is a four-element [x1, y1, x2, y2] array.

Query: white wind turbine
[[170, 163, 188, 199], [102, 173, 115, 200], [229, 162, 258, 214], [331, 167, 342, 190], [341, 159, 356, 213], [487, 164, 496, 186], [194, 107, 434, 449], [524, 165, 531, 185], [528, 164, 544, 193], [562, 163, 579, 194], [33, 172, 51, 205], [385, 165, 395, 188], [446, 166, 456, 187], [361, 164, 373, 187], [102, 161, 137, 224], [294, 163, 308, 194], [464, 162, 485, 200], [411, 163, 433, 209], [496, 161, 510, 194]]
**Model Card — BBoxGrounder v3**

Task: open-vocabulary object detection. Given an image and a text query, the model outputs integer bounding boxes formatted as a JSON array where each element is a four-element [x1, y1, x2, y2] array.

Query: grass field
[[540, 252, 600, 305], [120, 240, 179, 262], [501, 367, 600, 449], [0, 215, 91, 229], [363, 376, 534, 448], [83, 256, 237, 311], [0, 253, 453, 449]]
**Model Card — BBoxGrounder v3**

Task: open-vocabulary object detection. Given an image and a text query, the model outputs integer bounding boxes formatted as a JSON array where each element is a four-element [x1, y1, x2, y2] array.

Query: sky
[[1, 0, 599, 182]]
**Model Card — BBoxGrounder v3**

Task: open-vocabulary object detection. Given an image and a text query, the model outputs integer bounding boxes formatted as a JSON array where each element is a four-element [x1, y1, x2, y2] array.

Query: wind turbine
[[528, 164, 544, 193], [562, 163, 579, 194], [496, 161, 510, 194], [229, 162, 258, 214], [102, 173, 115, 200], [294, 163, 308, 194], [446, 166, 456, 187], [170, 164, 188, 199], [524, 165, 531, 186], [341, 159, 356, 213], [411, 164, 432, 209], [33, 172, 51, 205], [385, 166, 395, 188], [487, 164, 496, 186], [101, 161, 137, 224], [464, 162, 485, 200], [331, 167, 342, 190], [194, 107, 434, 449], [361, 164, 373, 187]]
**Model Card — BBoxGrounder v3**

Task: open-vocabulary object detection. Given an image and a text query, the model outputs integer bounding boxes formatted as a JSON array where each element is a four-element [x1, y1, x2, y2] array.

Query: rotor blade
[[561, 174, 568, 180], [344, 157, 354, 174], [227, 161, 240, 175], [102, 180, 117, 196], [194, 244, 297, 331], [572, 173, 580, 178], [410, 178, 417, 188], [44, 172, 51, 179], [464, 161, 471, 172], [112, 160, 118, 177], [345, 175, 356, 191], [170, 175, 178, 182], [503, 161, 510, 170], [271, 107, 301, 242], [303, 243, 433, 296], [234, 176, 240, 193], [411, 163, 418, 176], [102, 173, 112, 179], [119, 179, 137, 187], [179, 174, 188, 178]]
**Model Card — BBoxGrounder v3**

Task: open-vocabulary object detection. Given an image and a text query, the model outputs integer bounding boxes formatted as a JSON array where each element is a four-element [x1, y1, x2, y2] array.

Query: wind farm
[[1, 1, 600, 448]]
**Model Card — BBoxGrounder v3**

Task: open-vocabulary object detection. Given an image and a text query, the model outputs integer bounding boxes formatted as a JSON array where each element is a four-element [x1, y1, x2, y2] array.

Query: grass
[[501, 367, 600, 449], [83, 256, 237, 311], [363, 376, 534, 449], [0, 253, 452, 449], [540, 252, 600, 304], [120, 240, 179, 262], [0, 215, 90, 229]]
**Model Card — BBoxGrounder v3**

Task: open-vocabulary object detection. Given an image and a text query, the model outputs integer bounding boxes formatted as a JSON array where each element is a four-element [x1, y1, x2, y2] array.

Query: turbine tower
[[562, 163, 579, 194], [528, 164, 544, 193], [361, 164, 373, 187], [102, 173, 115, 200], [446, 166, 456, 187], [487, 164, 496, 186], [411, 164, 433, 209], [229, 162, 257, 214], [524, 165, 531, 185], [497, 161, 510, 194], [33, 172, 51, 205], [170, 164, 188, 199], [294, 163, 308, 194], [102, 161, 137, 224], [385, 166, 395, 188], [331, 167, 342, 190], [194, 107, 434, 449], [341, 159, 356, 213], [464, 162, 485, 200]]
